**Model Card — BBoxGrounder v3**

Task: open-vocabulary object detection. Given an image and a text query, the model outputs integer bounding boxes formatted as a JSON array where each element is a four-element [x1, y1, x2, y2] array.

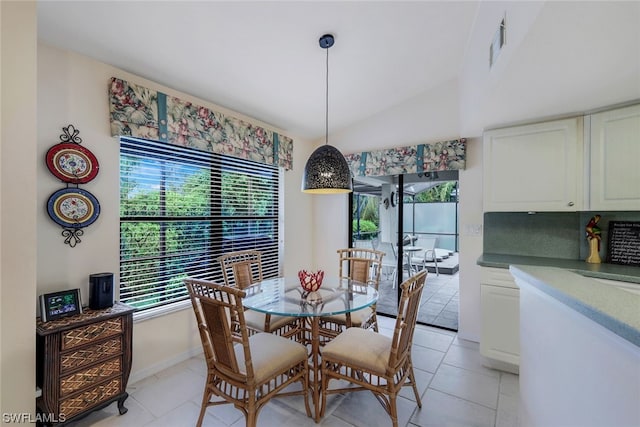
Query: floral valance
[[108, 77, 293, 170], [344, 138, 466, 177]]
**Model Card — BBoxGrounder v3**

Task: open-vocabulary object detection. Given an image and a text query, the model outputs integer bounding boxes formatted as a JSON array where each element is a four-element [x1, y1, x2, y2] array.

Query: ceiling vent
[[490, 16, 506, 68]]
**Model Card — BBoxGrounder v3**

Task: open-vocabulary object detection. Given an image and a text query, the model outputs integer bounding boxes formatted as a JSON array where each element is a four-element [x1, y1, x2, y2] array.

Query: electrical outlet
[[464, 224, 483, 236]]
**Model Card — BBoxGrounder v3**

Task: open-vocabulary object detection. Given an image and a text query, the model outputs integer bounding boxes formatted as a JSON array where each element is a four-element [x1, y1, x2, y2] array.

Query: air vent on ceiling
[[490, 16, 506, 68]]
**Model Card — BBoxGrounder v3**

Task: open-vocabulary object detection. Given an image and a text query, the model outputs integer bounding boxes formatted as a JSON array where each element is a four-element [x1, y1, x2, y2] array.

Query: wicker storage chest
[[36, 302, 134, 425]]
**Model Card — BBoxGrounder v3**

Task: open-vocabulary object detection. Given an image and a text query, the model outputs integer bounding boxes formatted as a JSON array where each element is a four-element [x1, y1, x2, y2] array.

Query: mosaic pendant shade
[[301, 144, 352, 194]]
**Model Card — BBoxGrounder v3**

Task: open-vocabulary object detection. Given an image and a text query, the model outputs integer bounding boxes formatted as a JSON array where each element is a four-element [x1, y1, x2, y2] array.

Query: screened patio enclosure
[[351, 171, 460, 331]]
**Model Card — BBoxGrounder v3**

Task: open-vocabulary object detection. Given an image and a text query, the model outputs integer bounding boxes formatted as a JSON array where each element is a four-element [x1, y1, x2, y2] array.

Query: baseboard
[[128, 346, 204, 385], [481, 355, 519, 374]]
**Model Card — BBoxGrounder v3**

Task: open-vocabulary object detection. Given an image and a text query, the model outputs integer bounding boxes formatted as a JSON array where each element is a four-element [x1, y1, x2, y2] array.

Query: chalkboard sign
[[606, 221, 640, 266]]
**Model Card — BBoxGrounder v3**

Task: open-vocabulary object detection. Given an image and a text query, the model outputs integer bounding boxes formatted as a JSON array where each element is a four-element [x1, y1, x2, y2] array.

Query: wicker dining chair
[[185, 278, 311, 427], [218, 250, 301, 339], [318, 248, 385, 342], [319, 269, 427, 427]]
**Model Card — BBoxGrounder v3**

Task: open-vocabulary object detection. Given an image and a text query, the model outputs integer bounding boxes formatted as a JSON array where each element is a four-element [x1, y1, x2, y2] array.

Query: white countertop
[[510, 265, 640, 347], [478, 253, 640, 284]]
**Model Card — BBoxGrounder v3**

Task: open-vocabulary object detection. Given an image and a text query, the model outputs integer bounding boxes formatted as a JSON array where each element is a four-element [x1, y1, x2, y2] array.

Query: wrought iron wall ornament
[[46, 124, 100, 184], [45, 125, 100, 247]]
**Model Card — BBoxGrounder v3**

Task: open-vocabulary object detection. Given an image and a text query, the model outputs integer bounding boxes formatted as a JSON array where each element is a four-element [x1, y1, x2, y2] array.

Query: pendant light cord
[[325, 45, 329, 145]]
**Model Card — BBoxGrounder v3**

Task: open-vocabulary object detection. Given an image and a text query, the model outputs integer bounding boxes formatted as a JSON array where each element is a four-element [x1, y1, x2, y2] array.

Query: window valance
[[344, 138, 466, 177], [108, 77, 293, 170]]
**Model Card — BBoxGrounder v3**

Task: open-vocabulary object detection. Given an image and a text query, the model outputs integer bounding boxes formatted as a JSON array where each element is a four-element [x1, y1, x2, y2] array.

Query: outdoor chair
[[185, 278, 311, 427], [319, 269, 427, 427], [412, 237, 439, 276], [378, 241, 399, 281], [391, 241, 419, 287]]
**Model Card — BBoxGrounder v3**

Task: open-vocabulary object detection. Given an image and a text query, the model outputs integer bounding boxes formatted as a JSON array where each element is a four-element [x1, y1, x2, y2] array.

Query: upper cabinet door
[[483, 117, 583, 212], [589, 104, 640, 211]]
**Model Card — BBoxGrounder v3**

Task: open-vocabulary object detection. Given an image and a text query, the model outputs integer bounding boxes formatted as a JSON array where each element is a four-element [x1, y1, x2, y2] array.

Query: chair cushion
[[321, 327, 391, 375], [236, 332, 308, 384], [267, 314, 298, 331], [244, 310, 296, 333], [244, 309, 268, 331], [322, 307, 374, 327]]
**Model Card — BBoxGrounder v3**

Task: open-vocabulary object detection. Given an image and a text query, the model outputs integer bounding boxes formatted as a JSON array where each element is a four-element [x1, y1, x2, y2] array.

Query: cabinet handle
[[567, 201, 575, 207]]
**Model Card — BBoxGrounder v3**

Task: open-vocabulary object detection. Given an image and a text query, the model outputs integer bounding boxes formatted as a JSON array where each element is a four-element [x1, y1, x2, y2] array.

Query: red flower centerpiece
[[298, 269, 324, 293]]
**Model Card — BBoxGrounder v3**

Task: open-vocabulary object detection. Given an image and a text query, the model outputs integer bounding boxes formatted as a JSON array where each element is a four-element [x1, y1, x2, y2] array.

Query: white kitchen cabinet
[[480, 267, 520, 368], [483, 117, 583, 212], [589, 104, 640, 210]]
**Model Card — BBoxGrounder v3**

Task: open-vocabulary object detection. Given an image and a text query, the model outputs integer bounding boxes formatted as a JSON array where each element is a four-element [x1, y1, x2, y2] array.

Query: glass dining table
[[242, 275, 378, 422]]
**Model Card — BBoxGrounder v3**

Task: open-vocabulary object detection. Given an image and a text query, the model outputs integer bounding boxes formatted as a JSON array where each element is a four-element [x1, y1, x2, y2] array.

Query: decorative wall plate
[[46, 143, 100, 184], [47, 188, 100, 228]]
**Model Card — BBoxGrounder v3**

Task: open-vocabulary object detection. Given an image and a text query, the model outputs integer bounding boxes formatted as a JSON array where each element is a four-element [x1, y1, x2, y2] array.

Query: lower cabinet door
[[480, 284, 520, 366]]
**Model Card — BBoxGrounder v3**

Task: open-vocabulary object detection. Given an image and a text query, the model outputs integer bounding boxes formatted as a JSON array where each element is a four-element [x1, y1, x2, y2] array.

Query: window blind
[[119, 137, 281, 311]]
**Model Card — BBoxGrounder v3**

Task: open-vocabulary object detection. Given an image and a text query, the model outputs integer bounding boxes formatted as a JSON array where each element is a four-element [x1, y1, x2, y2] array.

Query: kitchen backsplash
[[483, 211, 640, 261]]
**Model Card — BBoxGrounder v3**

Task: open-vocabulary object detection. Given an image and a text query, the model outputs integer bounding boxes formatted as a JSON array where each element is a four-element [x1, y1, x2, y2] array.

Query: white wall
[[457, 137, 484, 341], [1, 0, 38, 416], [36, 43, 315, 381], [459, 1, 640, 136], [332, 78, 460, 152]]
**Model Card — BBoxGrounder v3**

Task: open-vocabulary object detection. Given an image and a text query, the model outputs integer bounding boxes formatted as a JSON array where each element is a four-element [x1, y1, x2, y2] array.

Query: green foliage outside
[[352, 182, 458, 241], [120, 155, 276, 309], [359, 196, 379, 223], [415, 181, 457, 203], [352, 219, 378, 238], [352, 195, 380, 239]]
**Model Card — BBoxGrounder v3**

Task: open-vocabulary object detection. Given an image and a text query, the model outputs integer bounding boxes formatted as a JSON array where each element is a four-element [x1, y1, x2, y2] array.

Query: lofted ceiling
[[37, 1, 640, 143], [37, 0, 479, 141]]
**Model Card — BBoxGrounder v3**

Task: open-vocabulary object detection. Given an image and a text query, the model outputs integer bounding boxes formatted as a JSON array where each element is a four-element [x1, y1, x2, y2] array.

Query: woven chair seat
[[321, 327, 390, 375], [236, 332, 308, 383]]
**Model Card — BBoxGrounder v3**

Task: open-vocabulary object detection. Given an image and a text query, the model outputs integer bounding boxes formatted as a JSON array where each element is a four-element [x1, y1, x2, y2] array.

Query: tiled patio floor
[[377, 268, 459, 331]]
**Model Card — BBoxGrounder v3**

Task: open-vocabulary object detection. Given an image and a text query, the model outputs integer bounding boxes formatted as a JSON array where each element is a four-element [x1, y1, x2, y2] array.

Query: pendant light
[[301, 34, 353, 194]]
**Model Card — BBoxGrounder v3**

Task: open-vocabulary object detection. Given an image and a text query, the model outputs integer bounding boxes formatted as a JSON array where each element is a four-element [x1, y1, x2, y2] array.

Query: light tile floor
[[67, 316, 520, 427]]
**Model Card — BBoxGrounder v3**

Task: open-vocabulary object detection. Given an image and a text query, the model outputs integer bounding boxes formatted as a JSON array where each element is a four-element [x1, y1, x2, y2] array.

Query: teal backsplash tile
[[483, 211, 640, 262], [484, 212, 581, 259], [484, 211, 640, 261]]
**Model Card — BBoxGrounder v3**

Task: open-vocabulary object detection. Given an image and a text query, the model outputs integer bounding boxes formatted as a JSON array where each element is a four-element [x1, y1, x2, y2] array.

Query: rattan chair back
[[218, 249, 263, 289], [337, 247, 385, 290], [389, 269, 425, 372], [187, 278, 251, 381]]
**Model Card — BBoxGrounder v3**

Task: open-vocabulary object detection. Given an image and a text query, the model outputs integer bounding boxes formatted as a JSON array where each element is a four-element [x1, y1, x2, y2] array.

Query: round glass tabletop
[[242, 276, 378, 317]]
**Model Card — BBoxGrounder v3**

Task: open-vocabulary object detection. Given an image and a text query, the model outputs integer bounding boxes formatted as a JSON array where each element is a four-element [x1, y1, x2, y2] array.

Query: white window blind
[[119, 137, 281, 311]]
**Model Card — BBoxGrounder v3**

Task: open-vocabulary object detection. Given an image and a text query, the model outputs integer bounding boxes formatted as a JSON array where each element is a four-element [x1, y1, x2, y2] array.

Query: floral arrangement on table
[[298, 270, 324, 293]]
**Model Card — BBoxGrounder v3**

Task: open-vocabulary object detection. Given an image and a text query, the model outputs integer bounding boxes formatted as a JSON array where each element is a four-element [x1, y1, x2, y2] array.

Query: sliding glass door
[[350, 172, 460, 331]]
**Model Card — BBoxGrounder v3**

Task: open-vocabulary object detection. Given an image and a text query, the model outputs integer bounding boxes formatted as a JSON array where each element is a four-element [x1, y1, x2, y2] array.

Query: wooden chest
[[36, 302, 134, 424]]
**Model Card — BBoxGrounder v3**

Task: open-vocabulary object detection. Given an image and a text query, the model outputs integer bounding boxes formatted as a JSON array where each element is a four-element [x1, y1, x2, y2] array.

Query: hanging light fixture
[[301, 33, 353, 194]]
